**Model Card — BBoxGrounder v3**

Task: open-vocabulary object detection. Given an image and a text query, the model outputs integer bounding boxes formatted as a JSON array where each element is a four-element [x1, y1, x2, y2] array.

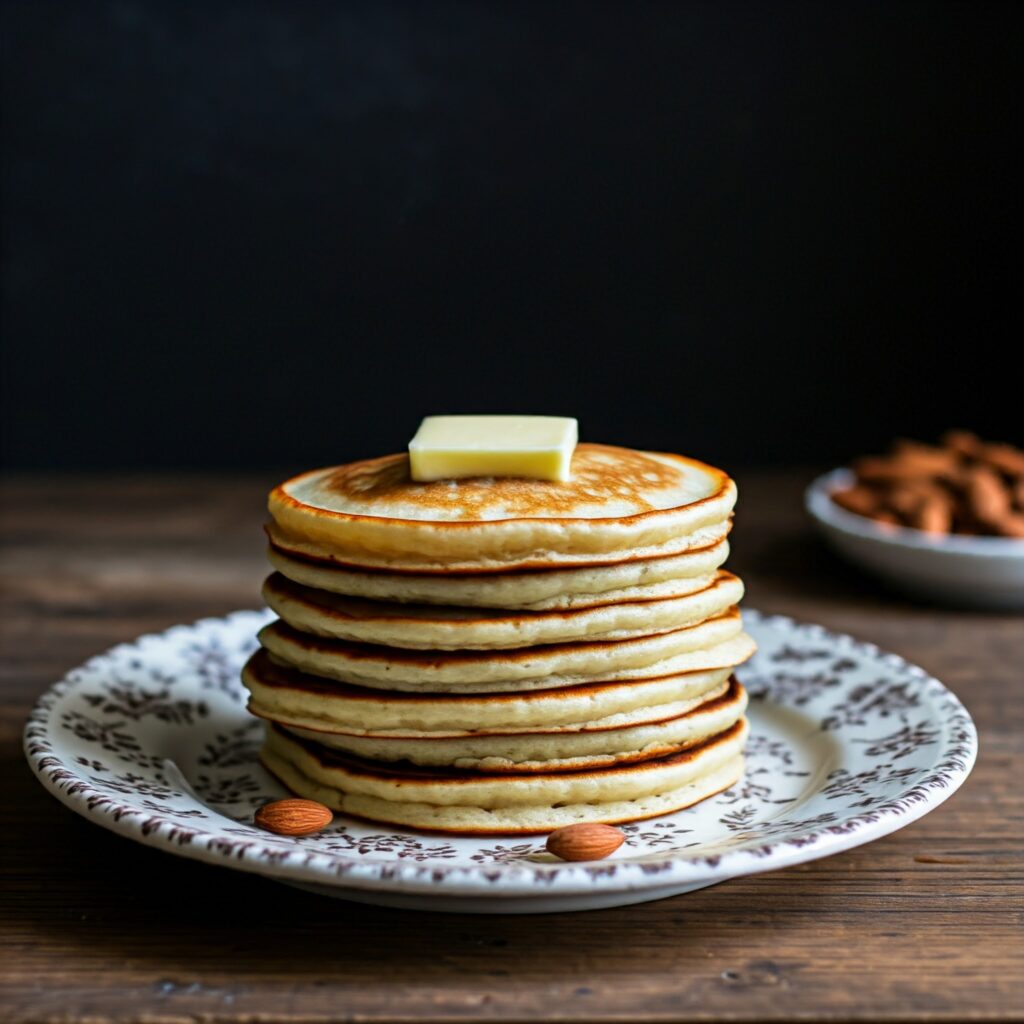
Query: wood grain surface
[[1, 472, 1021, 1024]]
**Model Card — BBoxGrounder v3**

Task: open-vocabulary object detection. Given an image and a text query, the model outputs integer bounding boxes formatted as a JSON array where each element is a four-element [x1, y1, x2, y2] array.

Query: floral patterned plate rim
[[24, 608, 977, 903]]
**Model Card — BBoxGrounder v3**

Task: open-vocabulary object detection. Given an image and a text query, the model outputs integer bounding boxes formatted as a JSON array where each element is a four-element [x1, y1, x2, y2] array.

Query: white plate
[[25, 609, 977, 914], [807, 468, 1024, 610]]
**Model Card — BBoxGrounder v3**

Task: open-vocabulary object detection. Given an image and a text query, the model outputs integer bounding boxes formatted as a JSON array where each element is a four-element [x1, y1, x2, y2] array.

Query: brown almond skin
[[854, 451, 954, 482], [941, 429, 984, 459], [872, 509, 901, 528], [886, 483, 953, 535], [831, 485, 879, 517], [852, 456, 911, 483], [909, 494, 952, 535], [845, 433, 1024, 537], [965, 465, 1011, 526], [890, 440, 960, 476], [980, 443, 1024, 477], [993, 513, 1024, 538], [1012, 478, 1024, 512], [546, 823, 626, 862], [886, 485, 927, 520], [255, 798, 333, 836]]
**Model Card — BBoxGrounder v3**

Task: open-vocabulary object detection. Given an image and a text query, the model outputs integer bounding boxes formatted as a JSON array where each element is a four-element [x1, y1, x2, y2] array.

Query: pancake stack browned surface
[[243, 443, 755, 834]]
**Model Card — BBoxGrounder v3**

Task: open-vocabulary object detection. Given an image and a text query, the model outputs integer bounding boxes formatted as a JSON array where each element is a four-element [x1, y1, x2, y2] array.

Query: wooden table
[[2, 472, 1021, 1023]]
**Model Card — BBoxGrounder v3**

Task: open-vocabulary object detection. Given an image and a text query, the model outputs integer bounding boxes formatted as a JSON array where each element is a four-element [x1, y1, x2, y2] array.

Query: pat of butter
[[409, 415, 578, 482]]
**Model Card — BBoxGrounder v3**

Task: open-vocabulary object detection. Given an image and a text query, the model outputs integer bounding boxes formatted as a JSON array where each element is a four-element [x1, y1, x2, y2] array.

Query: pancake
[[265, 518, 733, 575], [261, 718, 748, 833], [252, 441, 753, 832], [268, 444, 736, 571], [261, 570, 745, 650], [266, 537, 731, 610], [257, 611, 753, 692], [242, 648, 742, 732], [281, 679, 748, 771]]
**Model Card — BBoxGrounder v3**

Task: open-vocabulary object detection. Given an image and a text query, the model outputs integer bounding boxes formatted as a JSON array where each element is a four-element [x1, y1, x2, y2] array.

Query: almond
[[981, 442, 1024, 477], [909, 493, 952, 535], [830, 485, 879, 518], [254, 798, 333, 836], [546, 823, 625, 862], [965, 465, 1011, 526], [941, 429, 984, 459], [1013, 478, 1024, 511]]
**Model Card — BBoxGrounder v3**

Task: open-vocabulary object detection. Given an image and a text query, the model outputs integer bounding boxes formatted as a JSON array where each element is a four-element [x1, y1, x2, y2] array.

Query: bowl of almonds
[[806, 431, 1024, 609]]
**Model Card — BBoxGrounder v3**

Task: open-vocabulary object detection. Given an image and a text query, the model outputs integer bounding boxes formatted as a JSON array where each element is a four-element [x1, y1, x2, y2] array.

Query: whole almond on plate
[[254, 798, 333, 836], [546, 823, 625, 861]]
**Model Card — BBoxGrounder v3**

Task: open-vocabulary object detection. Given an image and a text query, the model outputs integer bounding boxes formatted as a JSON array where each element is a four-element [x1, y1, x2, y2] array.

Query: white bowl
[[806, 469, 1024, 610]]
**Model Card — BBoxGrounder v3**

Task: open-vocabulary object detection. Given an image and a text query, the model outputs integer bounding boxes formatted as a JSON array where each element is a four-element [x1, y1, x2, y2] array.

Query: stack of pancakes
[[243, 443, 755, 834]]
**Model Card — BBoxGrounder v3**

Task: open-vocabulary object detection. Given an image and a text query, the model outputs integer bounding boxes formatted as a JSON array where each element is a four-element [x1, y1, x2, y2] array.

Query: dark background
[[2, 1, 1021, 472]]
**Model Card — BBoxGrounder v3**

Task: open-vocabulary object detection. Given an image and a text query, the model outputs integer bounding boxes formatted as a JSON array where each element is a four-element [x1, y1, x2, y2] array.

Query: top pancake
[[268, 443, 736, 572]]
